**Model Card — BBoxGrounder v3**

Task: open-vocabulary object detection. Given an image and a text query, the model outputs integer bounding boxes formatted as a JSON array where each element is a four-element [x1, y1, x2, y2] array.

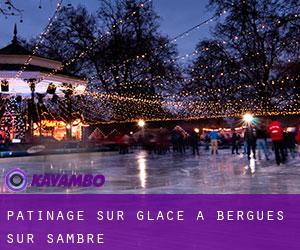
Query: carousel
[[0, 25, 88, 143]]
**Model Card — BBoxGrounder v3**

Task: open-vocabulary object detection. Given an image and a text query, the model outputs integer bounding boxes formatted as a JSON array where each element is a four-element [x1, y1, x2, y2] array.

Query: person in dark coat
[[244, 124, 257, 160], [256, 125, 269, 160], [190, 130, 200, 156], [231, 129, 240, 154], [284, 129, 296, 159]]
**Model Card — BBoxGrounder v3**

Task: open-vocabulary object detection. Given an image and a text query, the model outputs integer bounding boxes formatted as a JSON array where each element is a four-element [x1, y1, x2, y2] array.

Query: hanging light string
[[88, 14, 300, 86], [45, 75, 296, 120], [8, 1, 298, 123], [87, 11, 226, 81], [75, 89, 297, 111], [87, 59, 299, 93], [65, 99, 299, 125], [67, 86, 298, 113], [23, 87, 298, 125], [73, 85, 298, 122], [82, 73, 299, 101], [15, 0, 64, 78], [38, 0, 153, 83], [86, 36, 300, 94], [87, 7, 300, 84], [37, 7, 225, 86]]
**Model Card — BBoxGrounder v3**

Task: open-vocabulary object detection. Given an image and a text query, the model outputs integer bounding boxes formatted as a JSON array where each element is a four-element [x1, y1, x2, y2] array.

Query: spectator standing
[[244, 125, 257, 160], [209, 129, 219, 155], [190, 130, 200, 156], [284, 128, 296, 159], [256, 125, 269, 160], [268, 119, 286, 165], [231, 129, 240, 154]]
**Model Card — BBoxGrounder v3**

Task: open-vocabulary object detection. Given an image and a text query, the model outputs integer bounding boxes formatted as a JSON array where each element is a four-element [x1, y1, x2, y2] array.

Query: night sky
[[0, 0, 214, 57]]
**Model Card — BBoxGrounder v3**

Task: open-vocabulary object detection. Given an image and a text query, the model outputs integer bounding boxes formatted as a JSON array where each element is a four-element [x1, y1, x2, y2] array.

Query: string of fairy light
[[12, 0, 153, 85], [4, 0, 299, 124], [15, 0, 298, 88], [36, 75, 299, 124], [39, 0, 153, 83], [52, 87, 298, 124], [15, 0, 64, 78], [86, 50, 300, 92], [86, 9, 300, 86], [73, 72, 298, 105], [41, 35, 299, 122], [37, 84, 298, 124], [33, 4, 227, 98], [33, 74, 300, 124], [85, 14, 226, 91], [80, 83, 298, 121], [89, 11, 225, 79], [86, 64, 299, 93]]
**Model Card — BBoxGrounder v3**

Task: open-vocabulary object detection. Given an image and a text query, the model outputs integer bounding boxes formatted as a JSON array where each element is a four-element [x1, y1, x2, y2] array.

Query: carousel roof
[[0, 25, 31, 55], [0, 25, 86, 83], [0, 24, 57, 60], [0, 25, 87, 96], [0, 41, 30, 55]]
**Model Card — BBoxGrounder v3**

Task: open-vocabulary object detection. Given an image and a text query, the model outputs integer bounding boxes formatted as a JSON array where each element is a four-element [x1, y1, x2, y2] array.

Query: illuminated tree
[[35, 0, 181, 120], [188, 0, 300, 114], [0, 98, 25, 141]]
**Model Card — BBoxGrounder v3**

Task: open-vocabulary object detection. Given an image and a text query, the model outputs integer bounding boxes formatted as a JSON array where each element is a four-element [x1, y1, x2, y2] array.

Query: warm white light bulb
[[138, 120, 145, 127], [243, 114, 254, 123]]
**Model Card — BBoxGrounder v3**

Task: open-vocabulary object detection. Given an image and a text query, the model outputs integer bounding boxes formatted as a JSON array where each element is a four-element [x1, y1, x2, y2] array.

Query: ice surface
[[0, 150, 299, 194]]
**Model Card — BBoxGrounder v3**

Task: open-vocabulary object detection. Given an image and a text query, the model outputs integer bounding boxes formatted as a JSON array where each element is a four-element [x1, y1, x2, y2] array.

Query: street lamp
[[243, 113, 254, 124], [138, 120, 145, 139], [138, 120, 145, 128], [194, 128, 200, 133]]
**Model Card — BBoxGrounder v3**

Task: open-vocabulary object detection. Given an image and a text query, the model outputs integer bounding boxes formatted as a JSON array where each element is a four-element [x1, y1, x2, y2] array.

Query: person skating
[[256, 125, 269, 160], [204, 133, 210, 151], [209, 129, 219, 155], [244, 124, 257, 160], [231, 129, 240, 154], [284, 128, 296, 159], [190, 130, 200, 156], [268, 119, 286, 165]]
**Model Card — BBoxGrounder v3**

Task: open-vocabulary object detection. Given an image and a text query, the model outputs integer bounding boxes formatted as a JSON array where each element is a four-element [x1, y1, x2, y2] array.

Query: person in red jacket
[[268, 119, 286, 165]]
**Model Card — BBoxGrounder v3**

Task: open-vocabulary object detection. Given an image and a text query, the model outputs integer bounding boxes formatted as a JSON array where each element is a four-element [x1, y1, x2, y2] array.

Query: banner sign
[[0, 194, 299, 250]]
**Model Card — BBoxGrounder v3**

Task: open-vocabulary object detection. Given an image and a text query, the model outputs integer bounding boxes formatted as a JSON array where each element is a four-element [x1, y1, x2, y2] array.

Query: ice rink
[[0, 150, 299, 194]]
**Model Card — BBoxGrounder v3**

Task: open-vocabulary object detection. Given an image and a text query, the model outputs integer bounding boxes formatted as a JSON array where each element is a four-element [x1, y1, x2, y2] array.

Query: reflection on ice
[[249, 158, 256, 174], [0, 150, 299, 194], [137, 151, 147, 188]]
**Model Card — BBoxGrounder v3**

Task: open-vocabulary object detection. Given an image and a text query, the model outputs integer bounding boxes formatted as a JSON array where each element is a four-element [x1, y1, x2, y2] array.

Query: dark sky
[[0, 0, 214, 57]]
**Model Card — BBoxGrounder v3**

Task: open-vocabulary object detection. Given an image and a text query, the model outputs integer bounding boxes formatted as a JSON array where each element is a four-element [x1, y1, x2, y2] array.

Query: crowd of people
[[1, 116, 299, 167], [236, 119, 299, 165], [117, 118, 300, 166]]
